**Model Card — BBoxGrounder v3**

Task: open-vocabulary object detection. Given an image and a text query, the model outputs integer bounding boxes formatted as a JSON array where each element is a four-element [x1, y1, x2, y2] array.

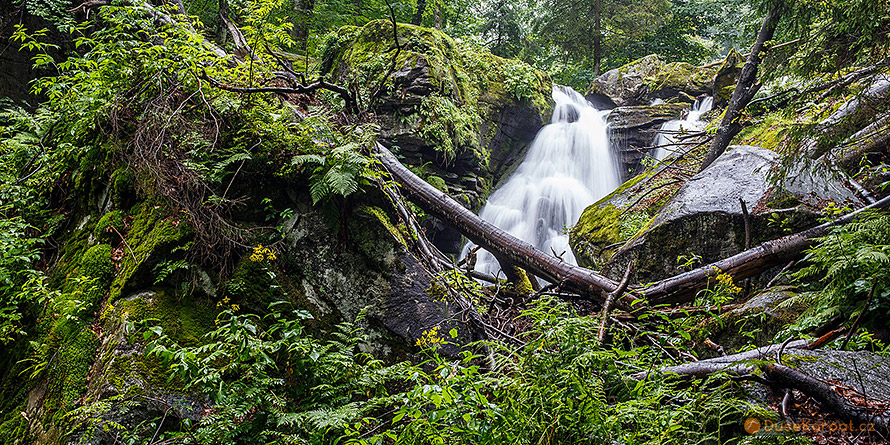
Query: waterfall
[[460, 85, 620, 278], [652, 96, 714, 160]]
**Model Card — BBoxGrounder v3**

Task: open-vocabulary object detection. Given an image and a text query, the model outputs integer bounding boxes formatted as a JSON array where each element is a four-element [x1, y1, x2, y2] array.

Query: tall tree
[[535, 0, 671, 77]]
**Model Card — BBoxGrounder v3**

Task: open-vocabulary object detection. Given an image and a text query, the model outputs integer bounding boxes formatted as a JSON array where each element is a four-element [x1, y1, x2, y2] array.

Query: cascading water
[[461, 85, 620, 277], [652, 96, 714, 160]]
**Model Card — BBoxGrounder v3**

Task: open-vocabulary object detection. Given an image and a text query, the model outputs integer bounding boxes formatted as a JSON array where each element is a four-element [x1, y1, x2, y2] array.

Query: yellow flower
[[231, 304, 240, 312], [415, 326, 444, 349], [250, 244, 277, 262]]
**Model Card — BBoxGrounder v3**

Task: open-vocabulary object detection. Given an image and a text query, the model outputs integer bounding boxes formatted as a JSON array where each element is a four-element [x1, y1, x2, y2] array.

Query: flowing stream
[[460, 86, 620, 277], [652, 96, 714, 160]]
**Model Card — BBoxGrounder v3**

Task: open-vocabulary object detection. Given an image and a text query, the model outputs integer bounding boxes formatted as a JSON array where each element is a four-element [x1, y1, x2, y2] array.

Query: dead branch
[[200, 70, 356, 112], [597, 261, 633, 344]]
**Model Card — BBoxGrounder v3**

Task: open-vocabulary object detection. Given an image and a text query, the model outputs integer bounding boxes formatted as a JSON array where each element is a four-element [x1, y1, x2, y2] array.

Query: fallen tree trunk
[[377, 142, 890, 309], [640, 193, 890, 305], [375, 143, 634, 308], [632, 341, 890, 431]]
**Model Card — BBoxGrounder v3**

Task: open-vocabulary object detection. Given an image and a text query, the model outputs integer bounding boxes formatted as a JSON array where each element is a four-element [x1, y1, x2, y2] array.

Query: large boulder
[[571, 145, 862, 283], [586, 54, 716, 108], [586, 54, 664, 107], [647, 61, 716, 100]]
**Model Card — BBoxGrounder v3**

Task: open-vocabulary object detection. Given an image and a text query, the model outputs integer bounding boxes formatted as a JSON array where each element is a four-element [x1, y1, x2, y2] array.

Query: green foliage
[[0, 214, 48, 343], [291, 128, 381, 206], [788, 211, 890, 340], [142, 302, 401, 443]]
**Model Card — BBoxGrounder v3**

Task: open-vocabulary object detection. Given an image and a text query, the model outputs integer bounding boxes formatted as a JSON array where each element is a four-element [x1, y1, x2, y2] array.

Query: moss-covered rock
[[321, 20, 553, 227], [586, 54, 664, 107], [594, 145, 859, 284], [646, 61, 716, 100], [695, 288, 804, 356], [109, 202, 192, 302], [712, 49, 744, 108]]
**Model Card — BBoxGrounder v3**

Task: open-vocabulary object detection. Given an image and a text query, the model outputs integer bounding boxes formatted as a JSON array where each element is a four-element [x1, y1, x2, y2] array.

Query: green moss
[[113, 293, 213, 393], [736, 112, 795, 152], [425, 175, 448, 192], [645, 61, 716, 96], [110, 167, 138, 210], [570, 205, 622, 269], [54, 328, 100, 412], [0, 401, 29, 444], [93, 211, 124, 242], [109, 202, 192, 302], [226, 256, 287, 312], [321, 20, 551, 164]]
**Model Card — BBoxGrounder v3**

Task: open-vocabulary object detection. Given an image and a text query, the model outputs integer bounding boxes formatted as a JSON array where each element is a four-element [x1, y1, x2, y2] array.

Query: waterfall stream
[[460, 86, 620, 278], [652, 96, 714, 160]]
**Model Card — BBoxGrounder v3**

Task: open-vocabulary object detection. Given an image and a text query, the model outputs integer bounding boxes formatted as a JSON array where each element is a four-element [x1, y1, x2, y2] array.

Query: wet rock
[[606, 103, 688, 178], [586, 54, 665, 107], [784, 349, 890, 402], [572, 145, 861, 283]]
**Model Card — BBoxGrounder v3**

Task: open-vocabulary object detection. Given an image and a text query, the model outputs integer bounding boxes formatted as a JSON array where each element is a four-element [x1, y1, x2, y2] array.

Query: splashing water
[[652, 96, 714, 160], [460, 85, 621, 278]]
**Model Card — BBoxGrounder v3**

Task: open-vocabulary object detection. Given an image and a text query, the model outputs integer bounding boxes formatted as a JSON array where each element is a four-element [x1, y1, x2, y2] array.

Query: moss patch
[[321, 20, 551, 163], [570, 204, 622, 269], [109, 202, 192, 302], [646, 61, 716, 98]]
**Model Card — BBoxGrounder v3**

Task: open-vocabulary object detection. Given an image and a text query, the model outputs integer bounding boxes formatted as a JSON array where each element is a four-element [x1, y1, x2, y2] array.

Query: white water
[[460, 85, 621, 278], [652, 96, 714, 160]]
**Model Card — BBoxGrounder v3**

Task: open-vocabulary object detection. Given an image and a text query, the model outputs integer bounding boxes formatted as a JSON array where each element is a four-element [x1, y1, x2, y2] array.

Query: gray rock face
[[786, 349, 890, 402], [599, 145, 860, 283], [280, 195, 471, 359], [606, 103, 688, 178], [587, 54, 664, 107]]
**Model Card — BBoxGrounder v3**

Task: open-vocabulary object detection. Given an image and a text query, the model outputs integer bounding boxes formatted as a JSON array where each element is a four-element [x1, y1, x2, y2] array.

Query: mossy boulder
[[695, 288, 804, 356], [586, 54, 716, 109], [586, 54, 664, 107], [595, 145, 860, 284], [712, 49, 744, 107], [320, 20, 552, 218], [277, 193, 474, 359], [646, 61, 716, 100]]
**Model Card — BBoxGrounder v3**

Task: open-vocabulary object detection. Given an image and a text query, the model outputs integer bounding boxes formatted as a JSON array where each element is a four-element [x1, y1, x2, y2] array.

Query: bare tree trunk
[[433, 0, 442, 30], [593, 0, 601, 76], [375, 144, 633, 307], [699, 2, 783, 171], [290, 0, 314, 52], [377, 141, 890, 309], [412, 0, 425, 25]]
